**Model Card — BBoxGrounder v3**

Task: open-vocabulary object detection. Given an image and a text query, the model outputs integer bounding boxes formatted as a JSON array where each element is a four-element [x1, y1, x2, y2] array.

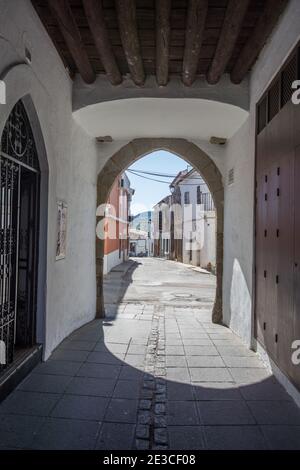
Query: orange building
[[103, 173, 133, 274]]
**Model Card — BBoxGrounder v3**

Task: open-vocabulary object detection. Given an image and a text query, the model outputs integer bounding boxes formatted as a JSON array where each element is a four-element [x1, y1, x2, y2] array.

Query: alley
[[1, 258, 300, 450]]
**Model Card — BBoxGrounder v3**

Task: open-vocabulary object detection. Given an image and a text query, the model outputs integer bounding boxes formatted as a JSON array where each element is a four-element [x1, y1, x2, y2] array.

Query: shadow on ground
[[0, 259, 300, 450]]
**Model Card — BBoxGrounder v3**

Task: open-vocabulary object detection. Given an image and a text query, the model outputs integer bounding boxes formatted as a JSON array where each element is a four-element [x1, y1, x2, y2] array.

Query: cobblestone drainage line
[[135, 305, 168, 450]]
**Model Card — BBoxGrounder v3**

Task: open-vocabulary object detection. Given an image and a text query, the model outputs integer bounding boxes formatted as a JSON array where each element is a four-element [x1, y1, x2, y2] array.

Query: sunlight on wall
[[230, 258, 252, 347]]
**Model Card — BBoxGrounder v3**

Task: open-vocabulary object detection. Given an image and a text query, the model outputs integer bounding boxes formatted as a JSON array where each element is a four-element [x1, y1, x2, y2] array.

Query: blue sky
[[126, 150, 190, 215]]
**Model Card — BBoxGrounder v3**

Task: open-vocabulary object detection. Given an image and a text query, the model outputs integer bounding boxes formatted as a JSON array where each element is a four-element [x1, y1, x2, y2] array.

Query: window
[[184, 191, 190, 204], [159, 211, 162, 232], [197, 186, 202, 204]]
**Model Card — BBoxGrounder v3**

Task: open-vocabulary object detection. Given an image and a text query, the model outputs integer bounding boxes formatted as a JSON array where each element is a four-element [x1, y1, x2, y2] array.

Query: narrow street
[[1, 258, 300, 450]]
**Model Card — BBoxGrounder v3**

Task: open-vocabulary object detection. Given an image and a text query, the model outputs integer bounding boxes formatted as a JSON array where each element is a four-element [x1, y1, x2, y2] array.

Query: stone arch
[[96, 138, 224, 324]]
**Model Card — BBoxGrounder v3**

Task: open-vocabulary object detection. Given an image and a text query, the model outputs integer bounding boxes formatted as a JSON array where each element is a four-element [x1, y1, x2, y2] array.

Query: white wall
[[103, 249, 121, 275], [0, 0, 98, 359], [222, 0, 300, 347], [179, 172, 216, 269], [201, 213, 216, 269]]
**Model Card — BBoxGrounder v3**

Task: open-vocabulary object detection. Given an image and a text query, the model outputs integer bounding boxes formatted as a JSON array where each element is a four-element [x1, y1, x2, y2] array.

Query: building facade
[[152, 170, 216, 271], [103, 173, 133, 274], [172, 169, 216, 271], [129, 211, 153, 257]]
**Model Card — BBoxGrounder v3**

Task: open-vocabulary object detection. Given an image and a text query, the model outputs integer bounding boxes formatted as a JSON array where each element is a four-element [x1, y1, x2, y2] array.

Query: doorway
[[0, 100, 40, 372]]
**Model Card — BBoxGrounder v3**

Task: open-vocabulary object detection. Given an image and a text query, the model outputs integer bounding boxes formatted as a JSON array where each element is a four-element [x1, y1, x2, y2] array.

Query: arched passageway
[[96, 138, 224, 324]]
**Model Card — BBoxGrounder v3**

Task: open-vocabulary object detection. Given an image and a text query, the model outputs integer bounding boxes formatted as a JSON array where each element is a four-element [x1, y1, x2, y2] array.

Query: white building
[[129, 211, 153, 257], [173, 169, 216, 271]]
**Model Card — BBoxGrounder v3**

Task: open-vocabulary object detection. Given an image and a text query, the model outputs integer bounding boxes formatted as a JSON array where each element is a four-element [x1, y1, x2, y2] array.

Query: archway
[[96, 138, 224, 324]]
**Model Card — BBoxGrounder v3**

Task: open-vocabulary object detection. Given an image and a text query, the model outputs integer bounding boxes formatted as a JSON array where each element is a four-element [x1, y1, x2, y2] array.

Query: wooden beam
[[182, 0, 208, 86], [115, 0, 145, 86], [47, 0, 95, 84], [207, 0, 250, 84], [156, 0, 172, 86], [82, 0, 122, 85], [231, 0, 289, 84]]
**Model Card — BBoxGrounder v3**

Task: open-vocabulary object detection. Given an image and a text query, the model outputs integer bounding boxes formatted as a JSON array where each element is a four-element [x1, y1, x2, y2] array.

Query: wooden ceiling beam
[[82, 0, 122, 85], [156, 0, 172, 86], [182, 0, 208, 86], [115, 0, 145, 86], [207, 0, 250, 85], [47, 0, 95, 84], [231, 0, 289, 84]]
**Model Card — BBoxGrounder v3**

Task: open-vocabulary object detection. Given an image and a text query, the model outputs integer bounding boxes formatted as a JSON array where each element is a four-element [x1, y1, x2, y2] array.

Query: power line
[[127, 168, 207, 180], [127, 169, 208, 186]]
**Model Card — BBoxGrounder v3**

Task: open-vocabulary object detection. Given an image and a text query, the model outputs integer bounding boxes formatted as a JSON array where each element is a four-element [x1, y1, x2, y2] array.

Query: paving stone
[[76, 363, 121, 380], [32, 418, 100, 450], [155, 403, 166, 414], [66, 377, 116, 397], [167, 382, 195, 401], [49, 349, 90, 362], [113, 380, 141, 399], [166, 356, 187, 367], [96, 423, 136, 450], [167, 401, 199, 426], [104, 399, 138, 423], [137, 411, 151, 425], [166, 367, 190, 383], [222, 356, 265, 368], [197, 401, 256, 425], [139, 400, 152, 410], [87, 351, 124, 364], [119, 365, 144, 381], [260, 425, 300, 449], [239, 380, 292, 401], [169, 425, 205, 450], [33, 360, 82, 377], [136, 424, 150, 439], [247, 401, 300, 425], [166, 346, 185, 355], [155, 393, 167, 403], [154, 415, 167, 427], [18, 373, 72, 394], [143, 380, 155, 390], [0, 391, 60, 417], [228, 367, 272, 384], [124, 355, 145, 367], [184, 345, 219, 356], [135, 439, 150, 450], [60, 340, 97, 351], [193, 382, 242, 401], [204, 425, 268, 450], [128, 344, 147, 355], [187, 355, 225, 368], [217, 346, 257, 357], [0, 415, 45, 449], [141, 387, 154, 399], [51, 395, 109, 421], [154, 428, 168, 445], [190, 367, 233, 382]]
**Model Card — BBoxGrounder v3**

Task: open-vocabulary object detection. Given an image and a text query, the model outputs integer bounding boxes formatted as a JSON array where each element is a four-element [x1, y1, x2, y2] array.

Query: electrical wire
[[127, 169, 208, 186]]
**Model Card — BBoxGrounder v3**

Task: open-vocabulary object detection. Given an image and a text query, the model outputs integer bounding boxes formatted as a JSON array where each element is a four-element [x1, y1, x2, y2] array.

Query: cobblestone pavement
[[1, 258, 300, 449]]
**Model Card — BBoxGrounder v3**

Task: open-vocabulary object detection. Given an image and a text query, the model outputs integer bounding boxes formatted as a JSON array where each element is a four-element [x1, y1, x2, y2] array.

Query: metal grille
[[1, 101, 39, 171], [257, 97, 267, 134], [0, 100, 40, 372], [0, 159, 19, 371], [201, 192, 215, 211], [268, 79, 280, 122], [281, 54, 297, 108]]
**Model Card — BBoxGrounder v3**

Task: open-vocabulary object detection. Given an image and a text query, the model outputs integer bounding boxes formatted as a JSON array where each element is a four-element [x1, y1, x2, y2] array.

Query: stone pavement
[[1, 258, 300, 449]]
